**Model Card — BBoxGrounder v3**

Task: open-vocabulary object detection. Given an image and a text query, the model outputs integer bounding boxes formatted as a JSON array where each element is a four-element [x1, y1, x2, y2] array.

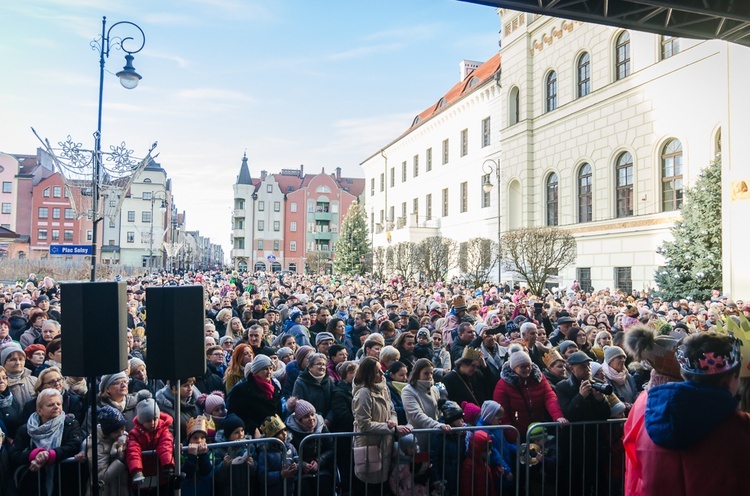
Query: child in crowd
[[430, 400, 466, 496], [216, 413, 256, 495], [182, 416, 214, 496], [460, 430, 502, 496], [256, 414, 298, 496], [475, 400, 516, 489], [196, 390, 225, 442], [389, 433, 429, 496], [86, 405, 129, 496], [126, 398, 175, 494]]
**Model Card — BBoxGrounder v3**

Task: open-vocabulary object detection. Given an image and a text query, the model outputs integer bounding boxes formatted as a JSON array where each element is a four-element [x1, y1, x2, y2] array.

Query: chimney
[[261, 170, 267, 180], [300, 164, 304, 177], [336, 167, 342, 180], [459, 60, 482, 80]]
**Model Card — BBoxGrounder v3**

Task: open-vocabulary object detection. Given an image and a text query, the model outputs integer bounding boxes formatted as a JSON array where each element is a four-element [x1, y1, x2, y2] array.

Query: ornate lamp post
[[482, 159, 502, 283]]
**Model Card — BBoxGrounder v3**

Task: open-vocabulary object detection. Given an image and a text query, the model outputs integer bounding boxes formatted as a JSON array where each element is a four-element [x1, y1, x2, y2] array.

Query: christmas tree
[[653, 159, 722, 301], [333, 200, 371, 275]]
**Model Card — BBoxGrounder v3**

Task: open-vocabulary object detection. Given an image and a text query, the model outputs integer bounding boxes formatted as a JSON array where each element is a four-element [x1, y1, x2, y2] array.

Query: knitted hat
[[129, 357, 146, 370], [198, 391, 226, 416], [290, 397, 316, 420], [219, 335, 234, 346], [505, 321, 519, 335], [259, 415, 286, 438], [416, 328, 430, 339], [558, 340, 578, 356], [99, 372, 128, 395], [591, 362, 603, 378], [248, 354, 273, 375], [98, 405, 126, 436], [461, 401, 481, 425], [0, 343, 24, 365], [439, 400, 464, 424], [24, 344, 46, 361], [315, 332, 335, 346], [136, 398, 160, 424], [222, 413, 245, 438], [277, 347, 294, 360], [604, 346, 627, 364], [479, 400, 503, 424], [508, 351, 532, 370], [295, 345, 315, 364]]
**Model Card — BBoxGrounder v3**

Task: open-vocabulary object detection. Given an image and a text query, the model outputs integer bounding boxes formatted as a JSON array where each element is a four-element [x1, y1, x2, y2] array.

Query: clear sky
[[0, 0, 501, 259]]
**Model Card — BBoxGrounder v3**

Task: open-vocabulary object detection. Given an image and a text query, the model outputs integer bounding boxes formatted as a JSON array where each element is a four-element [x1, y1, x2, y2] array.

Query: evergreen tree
[[333, 200, 370, 275], [653, 159, 722, 301]]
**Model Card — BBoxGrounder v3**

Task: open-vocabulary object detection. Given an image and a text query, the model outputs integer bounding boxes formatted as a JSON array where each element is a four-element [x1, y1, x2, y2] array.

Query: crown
[[259, 415, 286, 438], [186, 416, 211, 438], [675, 332, 742, 375], [460, 346, 484, 362], [452, 296, 467, 309], [542, 349, 564, 368], [716, 314, 750, 378]]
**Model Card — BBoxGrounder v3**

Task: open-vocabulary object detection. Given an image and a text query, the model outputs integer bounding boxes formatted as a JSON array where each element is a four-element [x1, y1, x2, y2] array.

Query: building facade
[[231, 155, 364, 273], [363, 9, 747, 293]]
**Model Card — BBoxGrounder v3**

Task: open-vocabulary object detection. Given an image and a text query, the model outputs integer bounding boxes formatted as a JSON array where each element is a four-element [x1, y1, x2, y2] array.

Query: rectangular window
[[426, 148, 432, 172], [615, 267, 632, 294], [109, 220, 116, 228], [380, 173, 384, 192], [290, 221, 297, 232], [258, 201, 265, 211], [257, 240, 264, 250], [65, 208, 74, 220], [127, 232, 135, 243], [109, 199, 116, 208], [460, 129, 468, 157], [426, 194, 432, 220], [1, 203, 11, 215], [86, 230, 92, 241], [274, 201, 281, 212], [290, 241, 297, 252], [274, 240, 280, 251], [53, 186, 61, 198], [307, 241, 314, 252], [413, 155, 419, 177], [235, 199, 244, 210], [370, 178, 375, 196], [413, 198, 419, 222], [143, 191, 153, 200], [390, 167, 395, 187], [442, 139, 449, 164], [127, 211, 135, 222], [389, 206, 394, 224], [38, 207, 48, 218], [235, 238, 245, 249], [258, 220, 265, 231], [142, 211, 151, 223], [482, 117, 491, 147], [64, 230, 73, 241], [267, 184, 273, 193], [290, 202, 298, 212], [273, 221, 280, 231], [401, 161, 407, 182], [482, 174, 491, 208], [401, 202, 406, 219], [52, 208, 60, 219], [442, 188, 449, 217], [460, 182, 468, 213], [38, 229, 47, 240], [576, 268, 592, 292], [661, 35, 679, 59], [51, 229, 60, 241], [1, 182, 10, 193]]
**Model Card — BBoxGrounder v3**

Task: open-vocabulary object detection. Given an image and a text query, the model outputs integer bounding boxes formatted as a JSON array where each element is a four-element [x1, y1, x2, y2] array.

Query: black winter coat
[[329, 381, 354, 433], [291, 370, 334, 423], [226, 377, 282, 435], [0, 392, 23, 440], [195, 362, 225, 395]]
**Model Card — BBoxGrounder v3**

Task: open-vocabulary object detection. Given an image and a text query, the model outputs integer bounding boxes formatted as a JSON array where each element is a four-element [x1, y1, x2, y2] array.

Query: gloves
[[132, 472, 145, 484]]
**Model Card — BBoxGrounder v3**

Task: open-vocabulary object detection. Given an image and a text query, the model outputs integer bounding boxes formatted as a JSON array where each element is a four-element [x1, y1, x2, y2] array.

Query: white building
[[363, 9, 750, 295]]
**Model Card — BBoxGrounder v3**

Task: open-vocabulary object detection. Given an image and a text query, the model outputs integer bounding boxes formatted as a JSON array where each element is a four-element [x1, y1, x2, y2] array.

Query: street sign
[[267, 254, 277, 263], [49, 244, 93, 256]]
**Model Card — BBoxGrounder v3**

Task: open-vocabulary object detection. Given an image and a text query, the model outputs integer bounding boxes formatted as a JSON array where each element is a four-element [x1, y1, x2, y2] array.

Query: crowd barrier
[[37, 419, 624, 496]]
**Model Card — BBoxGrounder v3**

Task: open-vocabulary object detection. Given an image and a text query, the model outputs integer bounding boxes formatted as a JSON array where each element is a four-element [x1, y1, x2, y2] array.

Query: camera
[[533, 302, 543, 315], [591, 382, 613, 395]]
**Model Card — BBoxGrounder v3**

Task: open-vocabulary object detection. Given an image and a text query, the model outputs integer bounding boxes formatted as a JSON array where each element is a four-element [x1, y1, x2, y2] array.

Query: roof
[[236, 152, 252, 185], [459, 0, 750, 47]]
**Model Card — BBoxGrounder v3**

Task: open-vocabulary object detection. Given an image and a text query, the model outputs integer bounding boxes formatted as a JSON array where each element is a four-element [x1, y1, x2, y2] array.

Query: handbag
[[353, 444, 383, 474]]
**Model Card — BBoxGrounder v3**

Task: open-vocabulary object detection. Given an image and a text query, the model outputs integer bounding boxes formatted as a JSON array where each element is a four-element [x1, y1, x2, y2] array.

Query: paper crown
[[452, 296, 467, 310], [259, 415, 286, 438], [186, 416, 213, 438], [676, 330, 742, 376], [542, 349, 565, 368], [716, 314, 750, 378], [459, 346, 484, 363]]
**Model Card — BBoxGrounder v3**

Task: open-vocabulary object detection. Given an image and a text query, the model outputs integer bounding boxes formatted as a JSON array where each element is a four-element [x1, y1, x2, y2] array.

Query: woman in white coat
[[401, 358, 451, 450]]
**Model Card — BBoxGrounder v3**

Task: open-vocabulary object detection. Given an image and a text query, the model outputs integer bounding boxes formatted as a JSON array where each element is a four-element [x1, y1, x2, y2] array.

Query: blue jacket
[[256, 439, 297, 496]]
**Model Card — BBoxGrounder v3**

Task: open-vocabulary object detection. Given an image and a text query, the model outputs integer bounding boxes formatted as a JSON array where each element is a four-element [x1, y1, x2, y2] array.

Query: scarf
[[417, 379, 434, 392], [0, 390, 13, 409], [602, 361, 628, 386], [27, 412, 66, 496], [309, 370, 325, 383], [66, 377, 87, 397], [253, 374, 275, 401]]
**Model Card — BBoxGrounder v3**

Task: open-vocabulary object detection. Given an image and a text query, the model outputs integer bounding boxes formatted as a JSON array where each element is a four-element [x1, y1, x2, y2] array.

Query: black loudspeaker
[[61, 281, 128, 377], [145, 285, 205, 381]]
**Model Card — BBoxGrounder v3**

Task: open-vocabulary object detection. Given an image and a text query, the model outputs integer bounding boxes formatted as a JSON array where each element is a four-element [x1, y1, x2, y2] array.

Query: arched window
[[254, 261, 267, 272], [546, 173, 559, 226], [578, 164, 592, 223], [577, 52, 591, 97], [715, 128, 722, 159], [508, 87, 520, 125], [615, 31, 631, 80], [288, 263, 297, 273], [616, 152, 634, 217], [546, 71, 558, 112], [661, 139, 683, 211], [271, 262, 282, 273]]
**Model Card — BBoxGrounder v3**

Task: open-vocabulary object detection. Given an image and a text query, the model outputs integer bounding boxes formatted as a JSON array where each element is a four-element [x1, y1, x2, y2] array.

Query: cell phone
[[534, 302, 543, 314]]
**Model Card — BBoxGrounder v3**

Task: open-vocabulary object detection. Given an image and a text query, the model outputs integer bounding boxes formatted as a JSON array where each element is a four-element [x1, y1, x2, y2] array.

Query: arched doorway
[[288, 263, 297, 273], [254, 261, 266, 272], [271, 262, 282, 273]]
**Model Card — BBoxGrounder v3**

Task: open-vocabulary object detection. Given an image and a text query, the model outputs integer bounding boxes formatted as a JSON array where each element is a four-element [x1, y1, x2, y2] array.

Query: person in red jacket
[[623, 331, 750, 496], [460, 429, 502, 496], [493, 350, 568, 442], [126, 398, 175, 494]]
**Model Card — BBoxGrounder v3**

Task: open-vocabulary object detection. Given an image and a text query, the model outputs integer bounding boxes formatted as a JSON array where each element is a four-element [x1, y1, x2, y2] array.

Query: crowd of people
[[0, 270, 748, 495]]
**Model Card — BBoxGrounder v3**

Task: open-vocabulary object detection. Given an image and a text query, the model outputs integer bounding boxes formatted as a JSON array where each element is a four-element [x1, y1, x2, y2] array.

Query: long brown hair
[[354, 356, 381, 388]]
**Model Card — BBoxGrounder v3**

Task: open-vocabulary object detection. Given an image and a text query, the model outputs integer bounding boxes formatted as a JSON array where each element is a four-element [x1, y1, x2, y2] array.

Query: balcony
[[314, 210, 331, 221], [396, 216, 406, 229], [233, 209, 245, 218], [313, 231, 332, 241]]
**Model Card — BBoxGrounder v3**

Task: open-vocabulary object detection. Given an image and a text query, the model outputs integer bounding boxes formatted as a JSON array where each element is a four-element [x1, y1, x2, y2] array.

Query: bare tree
[[418, 236, 458, 283], [372, 246, 386, 280], [459, 237, 500, 287], [390, 242, 420, 281], [306, 251, 329, 274], [501, 227, 577, 296]]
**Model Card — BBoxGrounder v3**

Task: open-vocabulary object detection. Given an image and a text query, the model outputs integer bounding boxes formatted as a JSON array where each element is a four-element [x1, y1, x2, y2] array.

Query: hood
[[469, 430, 492, 457], [645, 381, 737, 449], [500, 361, 543, 386]]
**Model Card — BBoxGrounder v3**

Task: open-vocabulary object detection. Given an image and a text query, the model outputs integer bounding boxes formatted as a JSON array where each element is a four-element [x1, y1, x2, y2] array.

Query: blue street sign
[[49, 244, 93, 256]]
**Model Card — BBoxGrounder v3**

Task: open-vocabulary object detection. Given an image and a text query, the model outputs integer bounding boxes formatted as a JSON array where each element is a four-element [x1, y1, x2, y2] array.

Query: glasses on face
[[211, 352, 224, 356], [111, 380, 128, 388], [44, 377, 64, 387]]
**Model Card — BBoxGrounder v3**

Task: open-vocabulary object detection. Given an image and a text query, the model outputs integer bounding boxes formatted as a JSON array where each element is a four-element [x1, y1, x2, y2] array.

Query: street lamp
[[482, 159, 502, 283], [90, 16, 146, 282], [148, 191, 167, 271]]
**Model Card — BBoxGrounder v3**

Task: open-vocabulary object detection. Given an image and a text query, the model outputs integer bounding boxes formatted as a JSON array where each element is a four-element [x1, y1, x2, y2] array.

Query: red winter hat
[[24, 344, 46, 361], [461, 401, 481, 425]]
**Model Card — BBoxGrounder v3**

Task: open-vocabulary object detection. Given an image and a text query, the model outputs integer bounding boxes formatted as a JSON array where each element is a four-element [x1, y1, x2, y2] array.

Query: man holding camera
[[555, 351, 612, 496]]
